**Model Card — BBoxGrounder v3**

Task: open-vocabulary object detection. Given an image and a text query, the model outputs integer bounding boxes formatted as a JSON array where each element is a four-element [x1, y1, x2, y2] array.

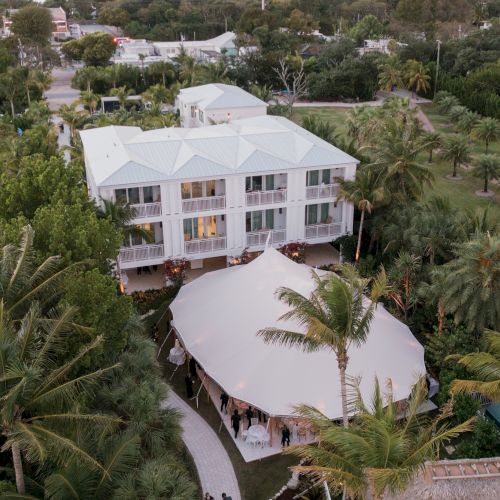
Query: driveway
[[44, 67, 80, 111]]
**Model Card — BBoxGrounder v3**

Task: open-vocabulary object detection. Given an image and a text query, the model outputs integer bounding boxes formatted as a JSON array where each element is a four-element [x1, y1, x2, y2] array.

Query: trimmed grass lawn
[[159, 336, 296, 500], [292, 106, 500, 217]]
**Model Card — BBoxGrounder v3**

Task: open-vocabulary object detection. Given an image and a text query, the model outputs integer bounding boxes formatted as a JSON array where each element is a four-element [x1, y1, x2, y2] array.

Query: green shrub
[[453, 417, 500, 459], [131, 287, 179, 314]]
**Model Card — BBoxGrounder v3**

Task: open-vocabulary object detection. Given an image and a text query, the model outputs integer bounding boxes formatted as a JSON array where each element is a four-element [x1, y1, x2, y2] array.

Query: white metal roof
[[177, 83, 268, 110], [153, 31, 236, 50], [80, 115, 358, 188], [170, 248, 426, 419]]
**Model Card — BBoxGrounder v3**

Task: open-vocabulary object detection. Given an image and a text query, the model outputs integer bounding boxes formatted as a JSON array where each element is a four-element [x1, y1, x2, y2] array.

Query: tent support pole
[[157, 327, 173, 359], [268, 416, 273, 444], [194, 374, 207, 408]]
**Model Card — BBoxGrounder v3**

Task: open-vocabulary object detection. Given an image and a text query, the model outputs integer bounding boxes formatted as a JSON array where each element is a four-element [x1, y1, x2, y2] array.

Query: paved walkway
[[162, 391, 241, 500], [44, 67, 80, 111]]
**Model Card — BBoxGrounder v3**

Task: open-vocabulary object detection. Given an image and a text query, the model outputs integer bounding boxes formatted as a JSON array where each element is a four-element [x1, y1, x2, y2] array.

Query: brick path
[[162, 391, 241, 500]]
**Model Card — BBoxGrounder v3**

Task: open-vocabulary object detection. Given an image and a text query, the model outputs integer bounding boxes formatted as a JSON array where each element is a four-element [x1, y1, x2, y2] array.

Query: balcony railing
[[185, 236, 227, 255], [182, 195, 226, 213], [305, 223, 343, 240], [119, 243, 164, 263], [246, 229, 286, 247], [306, 184, 339, 200], [130, 202, 162, 218], [246, 189, 287, 206]]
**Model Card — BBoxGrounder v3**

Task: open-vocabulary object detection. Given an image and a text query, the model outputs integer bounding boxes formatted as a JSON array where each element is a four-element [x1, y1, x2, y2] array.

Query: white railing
[[130, 202, 162, 218], [184, 236, 227, 255], [305, 223, 343, 240], [119, 243, 164, 263], [182, 195, 226, 213], [246, 229, 286, 247], [246, 189, 287, 206], [306, 184, 338, 200]]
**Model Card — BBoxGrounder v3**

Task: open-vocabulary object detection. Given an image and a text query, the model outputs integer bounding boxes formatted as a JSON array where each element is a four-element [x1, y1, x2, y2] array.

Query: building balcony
[[182, 195, 226, 213], [130, 202, 162, 218], [246, 229, 286, 247], [246, 189, 287, 206], [305, 223, 343, 240], [185, 236, 227, 255], [119, 243, 164, 263], [306, 184, 339, 200]]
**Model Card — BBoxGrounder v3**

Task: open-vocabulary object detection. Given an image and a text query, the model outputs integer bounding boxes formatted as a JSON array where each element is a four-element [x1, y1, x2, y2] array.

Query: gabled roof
[[177, 83, 268, 110], [80, 115, 358, 188]]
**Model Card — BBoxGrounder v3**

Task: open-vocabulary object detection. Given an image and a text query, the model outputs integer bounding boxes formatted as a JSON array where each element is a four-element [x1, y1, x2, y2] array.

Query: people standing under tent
[[281, 425, 291, 447], [189, 356, 198, 379], [184, 374, 194, 398], [231, 409, 241, 438], [245, 406, 254, 428], [220, 391, 229, 413]]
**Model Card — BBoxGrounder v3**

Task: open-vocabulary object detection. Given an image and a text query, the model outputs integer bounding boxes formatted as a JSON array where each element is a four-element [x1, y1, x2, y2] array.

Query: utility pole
[[433, 39, 441, 100]]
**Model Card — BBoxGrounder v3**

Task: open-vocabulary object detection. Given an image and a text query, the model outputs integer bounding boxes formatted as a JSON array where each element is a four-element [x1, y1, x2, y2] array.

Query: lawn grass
[[159, 334, 296, 500], [292, 105, 500, 217]]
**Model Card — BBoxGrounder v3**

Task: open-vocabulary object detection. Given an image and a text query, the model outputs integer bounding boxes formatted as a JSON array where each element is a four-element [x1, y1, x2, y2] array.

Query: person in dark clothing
[[151, 323, 159, 343], [184, 375, 194, 398], [221, 493, 232, 500], [281, 425, 291, 447], [231, 410, 241, 438], [220, 392, 229, 413], [245, 406, 254, 428], [189, 357, 198, 379]]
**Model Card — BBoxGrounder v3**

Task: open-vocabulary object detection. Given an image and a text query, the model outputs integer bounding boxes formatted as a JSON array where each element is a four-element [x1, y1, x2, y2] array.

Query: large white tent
[[170, 248, 426, 420]]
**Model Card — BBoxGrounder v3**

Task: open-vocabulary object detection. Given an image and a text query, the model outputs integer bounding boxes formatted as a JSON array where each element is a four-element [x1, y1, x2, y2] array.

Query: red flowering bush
[[278, 242, 308, 263], [164, 258, 188, 285]]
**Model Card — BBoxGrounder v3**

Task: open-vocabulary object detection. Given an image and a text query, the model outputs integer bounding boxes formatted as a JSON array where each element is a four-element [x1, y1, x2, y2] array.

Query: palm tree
[[289, 377, 474, 499], [80, 90, 99, 115], [337, 168, 384, 263], [441, 134, 471, 178], [249, 84, 274, 103], [143, 84, 170, 106], [456, 110, 479, 137], [0, 305, 120, 494], [301, 115, 338, 144], [148, 61, 176, 87], [59, 103, 88, 139], [0, 226, 121, 493], [258, 265, 388, 427], [369, 118, 434, 201], [110, 86, 135, 109], [105, 64, 126, 89], [405, 59, 431, 97], [378, 56, 404, 91], [75, 66, 100, 93], [448, 105, 468, 122], [178, 53, 198, 86], [419, 130, 441, 163], [18, 66, 36, 106], [418, 266, 448, 335], [472, 117, 500, 154], [436, 95, 460, 114], [0, 69, 18, 118], [473, 154, 500, 193], [442, 233, 500, 333], [449, 329, 500, 401]]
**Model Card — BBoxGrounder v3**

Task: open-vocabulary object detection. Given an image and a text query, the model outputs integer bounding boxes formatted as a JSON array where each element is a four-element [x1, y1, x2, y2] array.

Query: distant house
[[2, 6, 69, 39], [100, 95, 143, 114], [175, 84, 268, 128], [153, 32, 237, 60]]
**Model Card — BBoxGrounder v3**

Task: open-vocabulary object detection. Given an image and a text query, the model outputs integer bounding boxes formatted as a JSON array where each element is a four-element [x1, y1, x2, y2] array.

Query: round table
[[246, 424, 268, 447], [168, 346, 186, 366]]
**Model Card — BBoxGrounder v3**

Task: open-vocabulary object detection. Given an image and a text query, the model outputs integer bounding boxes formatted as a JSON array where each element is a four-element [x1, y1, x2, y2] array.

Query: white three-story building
[[80, 115, 358, 271]]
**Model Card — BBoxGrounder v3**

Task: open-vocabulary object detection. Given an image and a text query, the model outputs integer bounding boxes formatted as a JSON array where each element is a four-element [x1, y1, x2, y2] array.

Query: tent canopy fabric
[[170, 248, 426, 420]]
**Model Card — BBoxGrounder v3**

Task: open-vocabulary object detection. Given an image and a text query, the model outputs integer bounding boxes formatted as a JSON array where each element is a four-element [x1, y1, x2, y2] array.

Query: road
[[44, 67, 80, 111]]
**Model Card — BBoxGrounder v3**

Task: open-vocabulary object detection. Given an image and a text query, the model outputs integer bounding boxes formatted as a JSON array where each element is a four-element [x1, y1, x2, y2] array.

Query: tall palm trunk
[[9, 99, 15, 119], [337, 352, 349, 428], [452, 159, 457, 177], [26, 87, 31, 106], [437, 301, 445, 336], [428, 149, 433, 163], [12, 442, 25, 494], [355, 209, 365, 264], [484, 175, 488, 193]]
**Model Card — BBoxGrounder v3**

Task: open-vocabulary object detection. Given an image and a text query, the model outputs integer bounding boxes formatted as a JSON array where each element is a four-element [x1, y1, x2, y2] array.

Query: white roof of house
[[153, 31, 236, 50], [170, 248, 426, 419], [177, 84, 268, 110], [80, 115, 358, 188]]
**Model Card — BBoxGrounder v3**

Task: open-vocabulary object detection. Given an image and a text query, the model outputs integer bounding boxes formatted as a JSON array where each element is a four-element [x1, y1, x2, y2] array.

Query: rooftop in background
[[177, 84, 268, 110], [153, 31, 236, 50], [79, 115, 359, 188]]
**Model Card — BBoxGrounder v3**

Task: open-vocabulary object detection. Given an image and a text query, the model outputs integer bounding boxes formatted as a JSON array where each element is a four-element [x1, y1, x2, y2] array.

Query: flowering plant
[[164, 258, 188, 285], [278, 242, 308, 263]]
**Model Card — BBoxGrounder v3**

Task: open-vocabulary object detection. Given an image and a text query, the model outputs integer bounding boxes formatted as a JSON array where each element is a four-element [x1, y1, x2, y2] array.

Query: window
[[245, 176, 263, 191], [306, 204, 331, 225], [320, 203, 329, 223], [199, 110, 204, 123], [190, 106, 196, 118], [322, 169, 331, 184], [184, 218, 198, 241], [265, 209, 274, 229], [192, 182, 203, 198], [265, 175, 275, 191], [306, 205, 318, 225], [307, 170, 319, 186], [115, 189, 127, 203], [128, 188, 140, 204], [143, 186, 153, 203]]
